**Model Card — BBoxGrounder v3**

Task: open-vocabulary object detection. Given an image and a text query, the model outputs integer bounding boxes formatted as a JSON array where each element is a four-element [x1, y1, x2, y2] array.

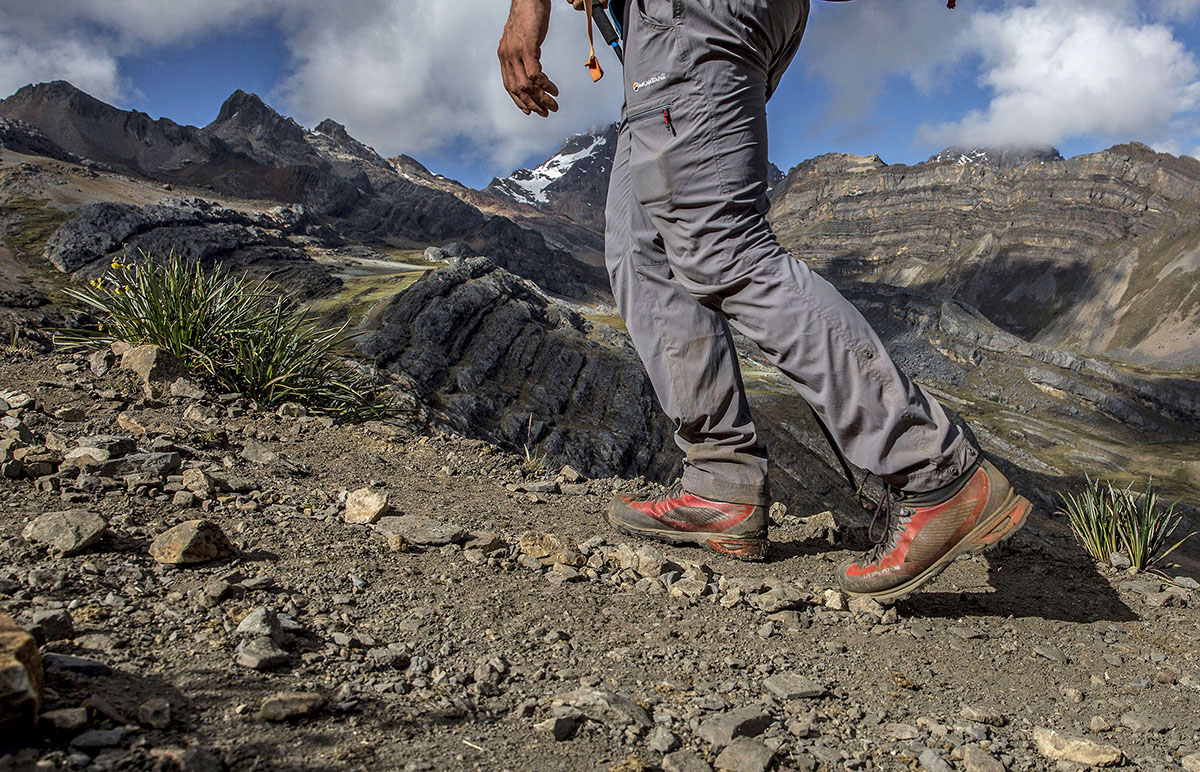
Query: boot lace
[[863, 486, 915, 564]]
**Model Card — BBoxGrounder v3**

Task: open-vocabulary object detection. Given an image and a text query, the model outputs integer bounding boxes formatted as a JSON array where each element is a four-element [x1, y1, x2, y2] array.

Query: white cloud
[[0, 0, 622, 174], [274, 2, 623, 171], [918, 0, 1200, 150]]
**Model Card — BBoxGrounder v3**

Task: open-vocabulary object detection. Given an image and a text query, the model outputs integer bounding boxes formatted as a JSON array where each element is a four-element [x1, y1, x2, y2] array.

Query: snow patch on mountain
[[493, 132, 609, 206]]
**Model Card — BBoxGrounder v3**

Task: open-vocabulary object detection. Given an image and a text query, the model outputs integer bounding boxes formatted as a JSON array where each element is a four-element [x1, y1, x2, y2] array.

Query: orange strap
[[585, 0, 604, 82]]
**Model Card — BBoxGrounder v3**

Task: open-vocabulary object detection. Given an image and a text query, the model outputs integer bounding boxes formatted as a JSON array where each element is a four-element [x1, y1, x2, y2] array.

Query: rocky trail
[[2, 345, 1199, 772]]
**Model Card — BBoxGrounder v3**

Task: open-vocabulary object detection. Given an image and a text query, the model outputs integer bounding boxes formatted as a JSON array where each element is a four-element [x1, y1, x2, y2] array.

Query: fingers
[[498, 46, 559, 117]]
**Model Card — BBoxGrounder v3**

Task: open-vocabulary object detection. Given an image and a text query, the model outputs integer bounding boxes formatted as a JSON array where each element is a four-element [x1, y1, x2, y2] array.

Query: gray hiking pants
[[603, 0, 979, 505]]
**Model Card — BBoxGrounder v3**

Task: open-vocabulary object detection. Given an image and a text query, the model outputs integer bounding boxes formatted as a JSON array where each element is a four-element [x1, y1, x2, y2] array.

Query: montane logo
[[632, 74, 666, 92]]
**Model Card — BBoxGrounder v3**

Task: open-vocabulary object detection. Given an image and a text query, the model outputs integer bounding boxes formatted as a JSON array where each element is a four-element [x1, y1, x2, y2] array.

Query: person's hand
[[498, 0, 560, 117], [568, 0, 607, 10]]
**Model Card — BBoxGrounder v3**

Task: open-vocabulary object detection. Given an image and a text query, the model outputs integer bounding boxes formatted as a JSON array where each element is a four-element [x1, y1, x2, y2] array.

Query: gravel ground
[[1, 348, 1198, 772]]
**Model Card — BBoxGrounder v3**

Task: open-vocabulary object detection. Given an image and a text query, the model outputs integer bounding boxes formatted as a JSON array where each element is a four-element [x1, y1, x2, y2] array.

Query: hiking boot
[[838, 458, 1031, 601], [607, 482, 768, 560]]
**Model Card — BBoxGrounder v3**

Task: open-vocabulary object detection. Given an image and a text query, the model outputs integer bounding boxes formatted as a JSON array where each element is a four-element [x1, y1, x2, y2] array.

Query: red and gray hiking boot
[[838, 458, 1032, 601], [607, 482, 768, 560]]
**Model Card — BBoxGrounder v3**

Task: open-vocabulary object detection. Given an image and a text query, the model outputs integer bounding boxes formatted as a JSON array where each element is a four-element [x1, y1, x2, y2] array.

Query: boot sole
[[847, 489, 1033, 603], [606, 512, 768, 561]]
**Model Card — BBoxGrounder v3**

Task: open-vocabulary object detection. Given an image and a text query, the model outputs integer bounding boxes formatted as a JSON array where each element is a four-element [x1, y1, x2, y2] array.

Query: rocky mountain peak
[[930, 145, 1064, 168], [207, 90, 308, 147]]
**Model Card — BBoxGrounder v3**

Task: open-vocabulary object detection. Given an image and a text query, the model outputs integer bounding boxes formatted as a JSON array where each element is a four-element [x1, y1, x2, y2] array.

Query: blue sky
[[3, 1, 1200, 188]]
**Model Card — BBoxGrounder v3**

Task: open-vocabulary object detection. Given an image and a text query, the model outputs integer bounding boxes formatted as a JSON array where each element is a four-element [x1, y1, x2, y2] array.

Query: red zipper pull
[[663, 108, 675, 135]]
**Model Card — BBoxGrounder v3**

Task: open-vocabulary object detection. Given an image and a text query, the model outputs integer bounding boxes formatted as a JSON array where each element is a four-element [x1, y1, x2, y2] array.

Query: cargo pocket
[[627, 104, 676, 210], [637, 0, 677, 28]]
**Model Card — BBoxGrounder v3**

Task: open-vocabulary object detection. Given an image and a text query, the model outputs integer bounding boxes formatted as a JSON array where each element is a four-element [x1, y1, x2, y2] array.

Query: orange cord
[[586, 0, 604, 82]]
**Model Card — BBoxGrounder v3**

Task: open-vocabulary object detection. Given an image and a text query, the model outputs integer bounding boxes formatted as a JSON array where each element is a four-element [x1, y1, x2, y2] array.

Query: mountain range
[[1, 80, 1197, 524]]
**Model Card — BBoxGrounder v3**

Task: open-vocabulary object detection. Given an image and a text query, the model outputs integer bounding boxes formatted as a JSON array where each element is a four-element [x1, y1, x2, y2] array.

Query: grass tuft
[[1059, 476, 1195, 572], [54, 251, 392, 421]]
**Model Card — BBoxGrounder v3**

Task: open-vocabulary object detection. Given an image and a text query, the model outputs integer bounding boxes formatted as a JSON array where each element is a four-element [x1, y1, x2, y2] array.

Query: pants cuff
[[682, 469, 771, 506]]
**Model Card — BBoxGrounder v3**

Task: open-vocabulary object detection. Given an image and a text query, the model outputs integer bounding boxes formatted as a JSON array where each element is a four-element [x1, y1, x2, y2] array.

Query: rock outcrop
[[44, 198, 341, 300], [362, 257, 676, 482]]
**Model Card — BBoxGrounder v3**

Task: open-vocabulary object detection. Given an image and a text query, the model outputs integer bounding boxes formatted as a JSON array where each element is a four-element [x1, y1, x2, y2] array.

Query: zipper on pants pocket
[[627, 105, 675, 135]]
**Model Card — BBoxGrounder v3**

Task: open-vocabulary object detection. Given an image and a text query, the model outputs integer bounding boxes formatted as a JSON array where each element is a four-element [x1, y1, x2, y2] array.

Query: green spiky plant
[[55, 251, 391, 421], [1059, 476, 1195, 572]]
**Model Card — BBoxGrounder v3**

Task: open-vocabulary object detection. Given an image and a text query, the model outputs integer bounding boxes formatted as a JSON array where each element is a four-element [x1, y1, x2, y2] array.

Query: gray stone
[[42, 653, 110, 675], [77, 435, 137, 456], [764, 672, 824, 700], [1181, 753, 1200, 772], [121, 345, 185, 398], [550, 688, 652, 728], [137, 698, 171, 728], [62, 447, 112, 469], [89, 349, 116, 376], [236, 636, 288, 670], [149, 520, 234, 564], [918, 748, 952, 772], [40, 707, 89, 733], [169, 377, 208, 400], [848, 595, 886, 618], [0, 390, 33, 410], [22, 510, 106, 556], [714, 737, 774, 772], [1033, 644, 1069, 664], [235, 607, 285, 644], [377, 515, 465, 548], [344, 488, 389, 524], [663, 751, 714, 772], [698, 707, 772, 749], [962, 744, 1006, 772], [30, 609, 74, 644], [961, 705, 1006, 726], [240, 440, 278, 465], [96, 451, 182, 479], [1119, 711, 1160, 733], [648, 724, 680, 753], [70, 728, 128, 750], [1032, 727, 1123, 767], [535, 715, 578, 741], [259, 691, 323, 721]]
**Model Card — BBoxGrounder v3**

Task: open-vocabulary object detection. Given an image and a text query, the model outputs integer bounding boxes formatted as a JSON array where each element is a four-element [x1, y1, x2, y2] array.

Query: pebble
[[138, 698, 172, 728], [70, 728, 128, 751], [550, 688, 652, 729], [714, 737, 774, 772], [344, 488, 390, 524], [30, 608, 75, 643], [519, 531, 585, 567], [235, 607, 285, 644], [149, 519, 235, 564], [259, 691, 324, 721], [763, 672, 825, 700], [1181, 753, 1200, 772], [22, 509, 106, 556], [918, 748, 952, 772], [1032, 727, 1123, 766], [960, 705, 1005, 726], [235, 636, 289, 670], [40, 707, 89, 733], [647, 724, 680, 753], [42, 652, 111, 675], [961, 745, 1005, 772], [698, 706, 771, 749], [535, 715, 578, 741], [662, 751, 714, 772], [1033, 644, 1069, 664], [377, 515, 465, 548], [240, 440, 279, 465]]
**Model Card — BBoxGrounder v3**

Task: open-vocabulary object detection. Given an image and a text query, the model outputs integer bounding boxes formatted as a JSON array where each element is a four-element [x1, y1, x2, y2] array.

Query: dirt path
[[1, 349, 1197, 772]]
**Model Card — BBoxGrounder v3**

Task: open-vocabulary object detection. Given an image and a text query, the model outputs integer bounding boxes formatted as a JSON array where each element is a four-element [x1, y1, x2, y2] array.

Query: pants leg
[[615, 0, 977, 493], [605, 118, 770, 506]]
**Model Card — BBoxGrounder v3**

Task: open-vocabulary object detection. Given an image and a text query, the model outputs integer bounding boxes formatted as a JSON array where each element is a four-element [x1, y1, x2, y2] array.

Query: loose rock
[[377, 515, 465, 548], [22, 509, 106, 556], [149, 520, 234, 564], [344, 488, 390, 524], [1032, 727, 1123, 767], [0, 613, 42, 732], [714, 737, 774, 772], [763, 672, 825, 700], [698, 706, 772, 749], [236, 636, 289, 670], [663, 751, 715, 772], [259, 691, 324, 721]]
